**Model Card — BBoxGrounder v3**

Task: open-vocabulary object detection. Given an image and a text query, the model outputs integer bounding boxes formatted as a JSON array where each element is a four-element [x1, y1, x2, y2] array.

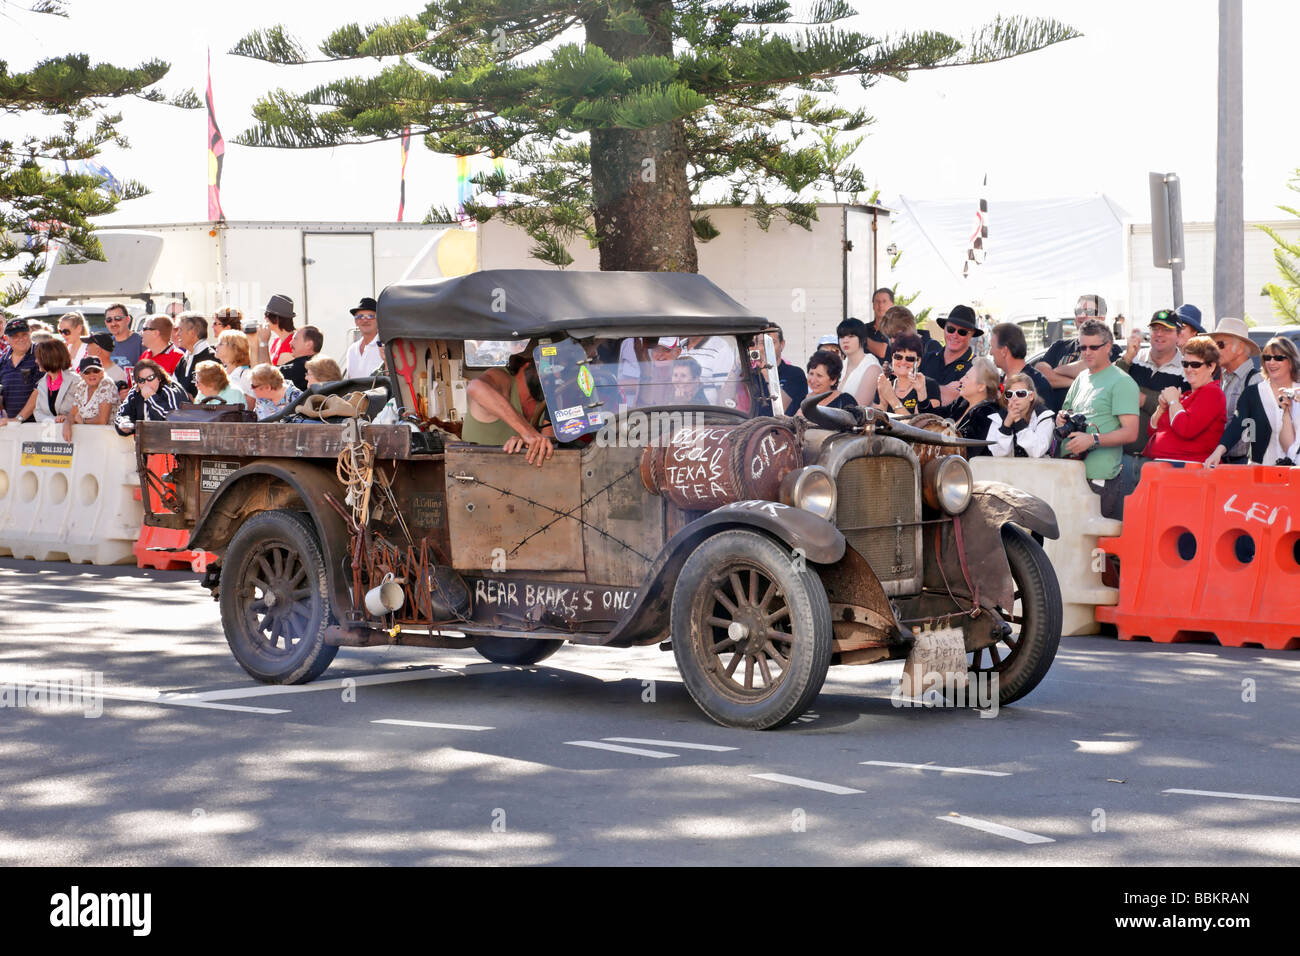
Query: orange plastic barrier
[[1097, 462, 1300, 650], [133, 454, 216, 573]]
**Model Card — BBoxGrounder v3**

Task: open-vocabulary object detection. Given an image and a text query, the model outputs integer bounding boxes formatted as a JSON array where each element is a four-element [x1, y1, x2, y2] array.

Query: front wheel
[[968, 524, 1062, 705], [219, 510, 339, 684], [672, 530, 833, 730]]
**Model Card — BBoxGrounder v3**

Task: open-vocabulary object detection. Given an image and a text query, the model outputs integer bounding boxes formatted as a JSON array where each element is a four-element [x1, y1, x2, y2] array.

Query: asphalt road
[[2, 558, 1298, 866]]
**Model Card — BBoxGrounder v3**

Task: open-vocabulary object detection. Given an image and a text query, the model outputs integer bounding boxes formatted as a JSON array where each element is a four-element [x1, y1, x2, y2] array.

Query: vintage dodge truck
[[136, 270, 1062, 729]]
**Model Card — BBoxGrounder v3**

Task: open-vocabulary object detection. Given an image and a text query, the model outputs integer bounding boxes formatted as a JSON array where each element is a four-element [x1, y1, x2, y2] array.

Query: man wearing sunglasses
[[1116, 309, 1188, 459], [1035, 293, 1120, 412], [1056, 320, 1140, 521], [920, 304, 981, 404], [103, 303, 143, 373], [1205, 317, 1262, 464]]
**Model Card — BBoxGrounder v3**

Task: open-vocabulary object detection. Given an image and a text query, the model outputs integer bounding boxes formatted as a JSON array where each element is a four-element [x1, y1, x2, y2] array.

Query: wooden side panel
[[137, 421, 411, 459], [579, 444, 664, 587], [445, 444, 585, 571]]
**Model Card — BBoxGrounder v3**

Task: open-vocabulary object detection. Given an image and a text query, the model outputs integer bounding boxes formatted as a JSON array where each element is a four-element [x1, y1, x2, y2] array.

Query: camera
[[1053, 413, 1090, 457], [1281, 388, 1297, 402], [242, 319, 259, 333], [748, 346, 763, 369]]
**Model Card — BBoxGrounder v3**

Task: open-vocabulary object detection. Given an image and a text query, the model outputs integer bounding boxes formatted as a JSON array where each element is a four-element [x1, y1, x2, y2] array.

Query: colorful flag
[[206, 49, 226, 223], [455, 155, 472, 220], [397, 127, 411, 221]]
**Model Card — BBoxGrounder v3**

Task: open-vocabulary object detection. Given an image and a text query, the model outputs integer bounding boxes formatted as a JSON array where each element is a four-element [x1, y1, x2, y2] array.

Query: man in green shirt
[[1057, 320, 1140, 519]]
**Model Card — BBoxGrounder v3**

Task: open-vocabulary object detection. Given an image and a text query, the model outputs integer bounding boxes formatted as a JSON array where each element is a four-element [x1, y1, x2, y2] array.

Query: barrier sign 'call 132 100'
[[20, 442, 73, 468]]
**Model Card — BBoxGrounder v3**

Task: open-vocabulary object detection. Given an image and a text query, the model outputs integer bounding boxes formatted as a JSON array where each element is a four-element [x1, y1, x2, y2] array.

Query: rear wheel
[[219, 510, 338, 684], [473, 636, 564, 665], [968, 524, 1062, 705], [672, 530, 832, 730]]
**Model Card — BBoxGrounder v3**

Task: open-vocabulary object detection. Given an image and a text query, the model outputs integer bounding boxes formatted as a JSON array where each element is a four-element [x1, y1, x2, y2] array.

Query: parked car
[[135, 270, 1063, 729]]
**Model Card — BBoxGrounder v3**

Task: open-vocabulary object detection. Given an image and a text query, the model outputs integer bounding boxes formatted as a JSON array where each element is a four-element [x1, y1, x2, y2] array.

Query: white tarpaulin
[[884, 194, 1129, 321]]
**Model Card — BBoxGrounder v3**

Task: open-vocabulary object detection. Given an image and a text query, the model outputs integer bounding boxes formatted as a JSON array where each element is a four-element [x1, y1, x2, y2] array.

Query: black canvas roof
[[377, 269, 767, 340]]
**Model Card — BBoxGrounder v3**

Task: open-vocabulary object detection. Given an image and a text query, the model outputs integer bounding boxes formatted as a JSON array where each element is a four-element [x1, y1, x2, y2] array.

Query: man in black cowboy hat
[[920, 304, 981, 404], [343, 296, 383, 380]]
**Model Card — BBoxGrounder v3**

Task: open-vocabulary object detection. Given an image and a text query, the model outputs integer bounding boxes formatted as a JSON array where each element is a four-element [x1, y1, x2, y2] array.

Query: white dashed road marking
[[602, 737, 738, 752], [939, 814, 1055, 844], [565, 741, 677, 758], [863, 761, 1010, 777], [1163, 788, 1300, 805], [373, 718, 495, 732], [172, 669, 452, 701], [750, 773, 864, 795]]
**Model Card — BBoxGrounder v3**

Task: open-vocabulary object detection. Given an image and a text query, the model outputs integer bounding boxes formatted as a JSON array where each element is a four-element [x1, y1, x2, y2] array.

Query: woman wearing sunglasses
[[988, 373, 1055, 458], [875, 333, 941, 416], [62, 357, 121, 442], [1205, 336, 1300, 468], [113, 358, 188, 435], [1141, 335, 1226, 463]]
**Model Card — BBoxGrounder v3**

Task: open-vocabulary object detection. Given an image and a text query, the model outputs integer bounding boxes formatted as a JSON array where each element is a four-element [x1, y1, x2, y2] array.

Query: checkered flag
[[963, 176, 988, 278]]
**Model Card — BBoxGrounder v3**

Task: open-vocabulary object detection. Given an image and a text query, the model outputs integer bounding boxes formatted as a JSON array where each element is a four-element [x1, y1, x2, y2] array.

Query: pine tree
[[1259, 168, 1300, 324], [234, 1, 1079, 272], [0, 1, 199, 309]]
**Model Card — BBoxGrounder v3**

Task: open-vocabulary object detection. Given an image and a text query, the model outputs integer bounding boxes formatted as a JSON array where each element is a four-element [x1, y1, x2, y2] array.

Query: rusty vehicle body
[[136, 270, 1063, 729]]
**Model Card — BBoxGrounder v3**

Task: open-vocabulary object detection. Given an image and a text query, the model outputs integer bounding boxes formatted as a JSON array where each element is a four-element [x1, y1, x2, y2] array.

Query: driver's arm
[[466, 370, 534, 439]]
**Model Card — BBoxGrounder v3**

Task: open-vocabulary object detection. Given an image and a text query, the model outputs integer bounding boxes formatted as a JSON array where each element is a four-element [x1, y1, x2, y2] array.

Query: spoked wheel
[[967, 524, 1062, 705], [219, 510, 338, 684], [672, 530, 832, 730]]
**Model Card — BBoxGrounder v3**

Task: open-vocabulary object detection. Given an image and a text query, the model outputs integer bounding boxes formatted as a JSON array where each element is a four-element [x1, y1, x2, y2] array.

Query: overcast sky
[[6, 0, 1299, 226]]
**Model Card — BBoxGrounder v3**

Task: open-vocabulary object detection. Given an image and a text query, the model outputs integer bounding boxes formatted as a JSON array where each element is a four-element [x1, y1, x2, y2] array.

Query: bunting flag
[[206, 49, 226, 223], [963, 175, 988, 277], [397, 127, 411, 221]]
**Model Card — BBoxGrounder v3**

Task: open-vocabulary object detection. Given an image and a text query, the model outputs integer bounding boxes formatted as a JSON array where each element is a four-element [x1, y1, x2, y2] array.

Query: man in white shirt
[[343, 296, 384, 379]]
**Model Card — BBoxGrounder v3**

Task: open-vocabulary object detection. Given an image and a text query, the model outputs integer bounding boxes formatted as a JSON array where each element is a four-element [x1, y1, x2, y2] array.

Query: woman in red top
[[1142, 335, 1226, 462]]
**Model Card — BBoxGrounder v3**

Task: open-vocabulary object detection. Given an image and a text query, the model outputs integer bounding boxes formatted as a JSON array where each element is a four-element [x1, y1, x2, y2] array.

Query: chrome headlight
[[922, 455, 972, 515], [779, 465, 837, 520]]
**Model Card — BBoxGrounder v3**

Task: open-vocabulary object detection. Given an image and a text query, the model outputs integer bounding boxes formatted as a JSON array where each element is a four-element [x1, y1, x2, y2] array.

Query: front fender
[[971, 479, 1060, 540], [600, 502, 844, 647], [188, 460, 354, 614]]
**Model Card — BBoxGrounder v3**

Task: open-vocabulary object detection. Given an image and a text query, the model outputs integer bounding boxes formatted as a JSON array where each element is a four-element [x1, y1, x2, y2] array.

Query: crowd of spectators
[[0, 293, 382, 437]]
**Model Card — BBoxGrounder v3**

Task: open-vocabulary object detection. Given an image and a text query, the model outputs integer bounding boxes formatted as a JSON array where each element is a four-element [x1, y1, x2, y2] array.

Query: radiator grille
[[834, 456, 919, 581]]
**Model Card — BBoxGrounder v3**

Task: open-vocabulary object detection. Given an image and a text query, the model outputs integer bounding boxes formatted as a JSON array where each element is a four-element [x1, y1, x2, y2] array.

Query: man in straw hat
[[1208, 316, 1262, 464]]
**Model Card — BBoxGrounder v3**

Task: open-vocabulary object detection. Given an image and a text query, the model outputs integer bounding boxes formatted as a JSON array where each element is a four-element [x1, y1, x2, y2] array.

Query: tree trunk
[[585, 4, 697, 273]]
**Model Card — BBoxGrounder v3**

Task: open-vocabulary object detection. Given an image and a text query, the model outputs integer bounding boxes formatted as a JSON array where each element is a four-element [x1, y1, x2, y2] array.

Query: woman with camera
[[988, 373, 1055, 457], [874, 333, 941, 415], [113, 358, 188, 435], [1142, 335, 1226, 463], [1205, 335, 1300, 467]]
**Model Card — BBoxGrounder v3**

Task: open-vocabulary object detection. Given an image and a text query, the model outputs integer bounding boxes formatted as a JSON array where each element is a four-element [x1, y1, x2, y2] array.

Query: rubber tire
[[980, 524, 1063, 705], [219, 509, 339, 684], [473, 636, 565, 665], [671, 529, 833, 730]]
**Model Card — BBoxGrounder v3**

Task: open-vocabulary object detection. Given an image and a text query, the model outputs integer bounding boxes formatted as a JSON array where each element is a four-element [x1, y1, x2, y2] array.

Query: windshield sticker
[[577, 365, 594, 396]]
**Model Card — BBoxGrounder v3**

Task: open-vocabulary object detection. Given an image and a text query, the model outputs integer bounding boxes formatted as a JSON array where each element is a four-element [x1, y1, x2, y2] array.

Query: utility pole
[[1214, 0, 1244, 322]]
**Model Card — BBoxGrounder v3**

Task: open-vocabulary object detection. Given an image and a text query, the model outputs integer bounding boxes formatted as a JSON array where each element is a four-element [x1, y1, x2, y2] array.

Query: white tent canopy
[[884, 194, 1129, 323]]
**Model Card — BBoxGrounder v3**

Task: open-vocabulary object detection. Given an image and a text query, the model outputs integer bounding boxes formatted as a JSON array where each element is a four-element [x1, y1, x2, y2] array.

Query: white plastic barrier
[[0, 422, 143, 565], [971, 456, 1121, 636]]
